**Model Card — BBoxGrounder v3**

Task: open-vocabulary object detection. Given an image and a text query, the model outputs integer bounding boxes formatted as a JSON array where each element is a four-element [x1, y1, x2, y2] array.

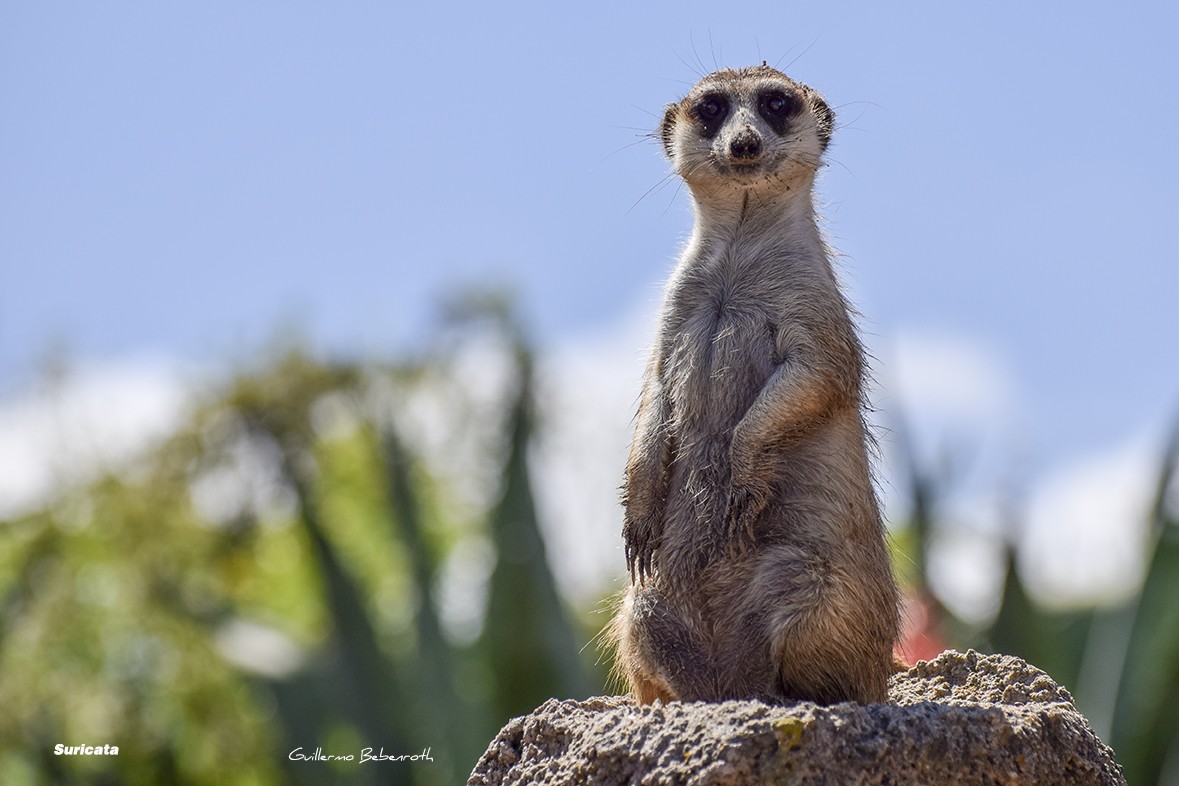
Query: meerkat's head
[[660, 64, 834, 195]]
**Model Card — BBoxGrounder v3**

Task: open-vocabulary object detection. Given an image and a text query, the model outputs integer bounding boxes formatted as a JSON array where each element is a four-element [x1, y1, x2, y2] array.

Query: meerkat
[[608, 64, 900, 705]]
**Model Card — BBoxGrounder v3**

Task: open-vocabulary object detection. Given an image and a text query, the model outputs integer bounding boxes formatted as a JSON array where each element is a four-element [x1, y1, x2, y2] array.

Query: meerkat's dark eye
[[700, 98, 724, 118], [692, 93, 729, 136], [758, 90, 801, 133]]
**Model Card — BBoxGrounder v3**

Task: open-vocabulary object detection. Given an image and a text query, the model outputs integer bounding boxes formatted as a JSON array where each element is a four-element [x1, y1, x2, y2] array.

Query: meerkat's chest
[[663, 268, 782, 430]]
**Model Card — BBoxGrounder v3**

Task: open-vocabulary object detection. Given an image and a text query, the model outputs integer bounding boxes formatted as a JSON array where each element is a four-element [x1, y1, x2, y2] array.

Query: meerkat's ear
[[659, 103, 679, 160], [804, 88, 835, 152]]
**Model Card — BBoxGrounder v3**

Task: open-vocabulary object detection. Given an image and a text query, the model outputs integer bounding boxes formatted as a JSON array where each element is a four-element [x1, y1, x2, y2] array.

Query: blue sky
[[3, 2, 1178, 597]]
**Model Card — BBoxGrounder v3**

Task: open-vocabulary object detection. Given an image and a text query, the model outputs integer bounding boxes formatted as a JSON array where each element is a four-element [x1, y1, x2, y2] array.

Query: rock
[[468, 649, 1125, 785]]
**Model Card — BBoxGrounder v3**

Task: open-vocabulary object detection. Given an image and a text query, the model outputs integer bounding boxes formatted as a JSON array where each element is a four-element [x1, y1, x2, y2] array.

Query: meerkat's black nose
[[730, 130, 762, 160]]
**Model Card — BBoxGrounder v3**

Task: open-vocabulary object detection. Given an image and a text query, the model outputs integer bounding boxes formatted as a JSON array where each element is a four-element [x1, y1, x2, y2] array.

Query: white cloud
[[881, 329, 1017, 426], [870, 329, 1022, 532], [214, 618, 304, 679], [873, 328, 1164, 610], [0, 358, 190, 518], [1022, 434, 1158, 606], [532, 302, 657, 603], [872, 329, 1022, 489], [926, 530, 1005, 624]]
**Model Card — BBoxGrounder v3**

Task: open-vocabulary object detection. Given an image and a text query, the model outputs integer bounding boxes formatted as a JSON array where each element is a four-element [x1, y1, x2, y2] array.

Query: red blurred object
[[894, 590, 947, 666]]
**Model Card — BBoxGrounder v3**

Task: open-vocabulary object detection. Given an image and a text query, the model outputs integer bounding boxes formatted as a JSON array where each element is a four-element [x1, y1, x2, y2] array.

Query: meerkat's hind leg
[[771, 624, 891, 704], [610, 583, 715, 703], [748, 544, 891, 704]]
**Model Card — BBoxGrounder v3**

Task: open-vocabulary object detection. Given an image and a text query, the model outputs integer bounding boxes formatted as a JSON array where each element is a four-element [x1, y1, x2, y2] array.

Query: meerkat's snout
[[729, 127, 762, 161]]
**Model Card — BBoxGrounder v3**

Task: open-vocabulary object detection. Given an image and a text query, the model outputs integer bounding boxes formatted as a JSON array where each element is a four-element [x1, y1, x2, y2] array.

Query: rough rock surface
[[468, 650, 1125, 785]]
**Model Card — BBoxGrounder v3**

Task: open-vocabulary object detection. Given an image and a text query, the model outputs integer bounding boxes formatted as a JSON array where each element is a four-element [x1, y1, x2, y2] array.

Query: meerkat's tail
[[592, 587, 634, 697]]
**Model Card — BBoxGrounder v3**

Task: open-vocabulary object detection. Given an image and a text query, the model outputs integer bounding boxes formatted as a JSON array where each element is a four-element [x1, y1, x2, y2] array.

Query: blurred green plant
[[4, 294, 1177, 785], [893, 414, 1179, 786], [0, 299, 604, 785]]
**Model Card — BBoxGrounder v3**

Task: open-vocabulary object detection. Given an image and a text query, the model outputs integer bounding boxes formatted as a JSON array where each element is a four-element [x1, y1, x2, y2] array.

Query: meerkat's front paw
[[726, 436, 773, 550], [623, 514, 660, 582], [724, 479, 770, 553]]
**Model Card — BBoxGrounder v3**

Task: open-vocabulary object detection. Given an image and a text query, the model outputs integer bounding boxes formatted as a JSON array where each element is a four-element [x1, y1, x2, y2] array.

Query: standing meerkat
[[609, 64, 900, 705]]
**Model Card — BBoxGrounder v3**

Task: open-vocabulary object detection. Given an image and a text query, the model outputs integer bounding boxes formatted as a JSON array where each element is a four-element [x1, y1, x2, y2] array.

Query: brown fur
[[608, 66, 900, 705]]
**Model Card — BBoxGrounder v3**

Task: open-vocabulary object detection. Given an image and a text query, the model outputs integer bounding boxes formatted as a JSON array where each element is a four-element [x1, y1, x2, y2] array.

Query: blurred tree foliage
[[0, 298, 604, 785]]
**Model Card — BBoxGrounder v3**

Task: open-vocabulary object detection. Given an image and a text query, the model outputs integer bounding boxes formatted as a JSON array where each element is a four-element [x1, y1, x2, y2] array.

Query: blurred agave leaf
[[231, 354, 409, 784], [379, 425, 473, 781], [263, 668, 348, 786], [987, 543, 1092, 691], [1106, 419, 1179, 786], [478, 339, 595, 725]]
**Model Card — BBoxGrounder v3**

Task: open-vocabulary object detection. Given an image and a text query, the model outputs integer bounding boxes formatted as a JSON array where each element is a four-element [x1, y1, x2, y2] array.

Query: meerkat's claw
[[623, 517, 656, 583], [724, 483, 768, 554]]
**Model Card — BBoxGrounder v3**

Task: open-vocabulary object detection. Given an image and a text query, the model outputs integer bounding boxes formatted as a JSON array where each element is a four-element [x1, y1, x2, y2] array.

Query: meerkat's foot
[[629, 670, 678, 704]]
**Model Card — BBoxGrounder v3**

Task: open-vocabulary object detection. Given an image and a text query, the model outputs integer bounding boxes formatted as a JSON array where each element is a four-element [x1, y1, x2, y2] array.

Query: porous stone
[[468, 649, 1125, 785]]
